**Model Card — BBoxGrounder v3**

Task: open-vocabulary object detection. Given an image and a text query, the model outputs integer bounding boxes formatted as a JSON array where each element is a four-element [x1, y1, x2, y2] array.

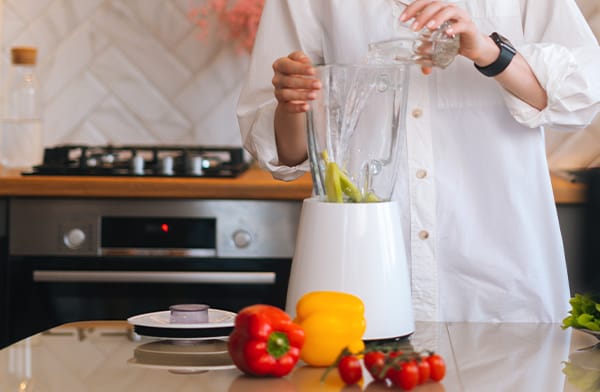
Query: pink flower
[[189, 0, 265, 54]]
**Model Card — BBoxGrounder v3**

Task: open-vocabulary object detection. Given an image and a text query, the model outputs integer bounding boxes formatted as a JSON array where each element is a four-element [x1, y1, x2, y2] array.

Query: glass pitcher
[[307, 63, 410, 203]]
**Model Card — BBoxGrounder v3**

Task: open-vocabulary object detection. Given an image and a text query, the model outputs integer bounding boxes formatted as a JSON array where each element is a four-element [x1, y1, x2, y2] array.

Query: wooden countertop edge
[[0, 169, 585, 204], [551, 174, 587, 205], [0, 168, 314, 200]]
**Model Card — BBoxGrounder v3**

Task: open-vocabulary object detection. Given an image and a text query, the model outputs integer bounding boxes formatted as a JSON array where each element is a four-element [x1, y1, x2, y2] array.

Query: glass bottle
[[1, 46, 44, 171], [367, 0, 461, 68]]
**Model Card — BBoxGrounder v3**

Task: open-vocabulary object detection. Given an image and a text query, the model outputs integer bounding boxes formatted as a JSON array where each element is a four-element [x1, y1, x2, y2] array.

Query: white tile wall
[[0, 0, 598, 167], [0, 0, 248, 147]]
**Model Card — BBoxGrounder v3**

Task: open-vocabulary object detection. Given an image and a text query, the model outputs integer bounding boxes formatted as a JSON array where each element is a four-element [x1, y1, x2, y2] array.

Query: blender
[[285, 63, 414, 340]]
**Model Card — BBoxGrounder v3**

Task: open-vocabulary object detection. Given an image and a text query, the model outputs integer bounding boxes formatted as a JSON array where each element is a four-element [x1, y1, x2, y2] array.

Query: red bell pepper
[[228, 304, 305, 377]]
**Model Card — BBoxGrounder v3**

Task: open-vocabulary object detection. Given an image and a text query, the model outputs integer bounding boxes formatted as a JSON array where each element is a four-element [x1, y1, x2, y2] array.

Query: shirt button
[[419, 230, 430, 240], [416, 169, 427, 179], [412, 108, 423, 118]]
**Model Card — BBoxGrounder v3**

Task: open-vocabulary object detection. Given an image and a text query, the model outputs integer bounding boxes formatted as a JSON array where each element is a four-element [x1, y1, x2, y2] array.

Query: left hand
[[399, 0, 491, 74]]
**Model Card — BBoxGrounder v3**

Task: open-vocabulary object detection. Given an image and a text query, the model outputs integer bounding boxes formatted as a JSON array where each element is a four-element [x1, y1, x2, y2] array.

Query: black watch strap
[[475, 32, 517, 77]]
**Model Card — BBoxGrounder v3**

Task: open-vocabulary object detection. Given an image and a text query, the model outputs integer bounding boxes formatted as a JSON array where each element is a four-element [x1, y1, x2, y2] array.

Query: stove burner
[[24, 145, 249, 178]]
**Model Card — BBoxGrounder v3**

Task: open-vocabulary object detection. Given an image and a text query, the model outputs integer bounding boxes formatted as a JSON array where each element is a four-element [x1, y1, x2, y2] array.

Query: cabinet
[[557, 204, 586, 295], [0, 199, 7, 348], [557, 170, 599, 296]]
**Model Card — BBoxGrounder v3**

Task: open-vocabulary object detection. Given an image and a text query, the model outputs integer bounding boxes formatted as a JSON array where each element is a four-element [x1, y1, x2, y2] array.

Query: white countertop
[[0, 321, 598, 392]]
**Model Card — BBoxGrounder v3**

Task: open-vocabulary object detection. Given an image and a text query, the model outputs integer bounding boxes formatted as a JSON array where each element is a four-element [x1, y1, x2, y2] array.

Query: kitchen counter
[[551, 174, 588, 205], [0, 321, 597, 391], [0, 166, 586, 203], [0, 165, 314, 200]]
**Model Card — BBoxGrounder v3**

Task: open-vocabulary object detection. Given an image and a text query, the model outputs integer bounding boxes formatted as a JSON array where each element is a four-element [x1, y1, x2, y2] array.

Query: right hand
[[400, 0, 490, 73], [272, 51, 321, 113]]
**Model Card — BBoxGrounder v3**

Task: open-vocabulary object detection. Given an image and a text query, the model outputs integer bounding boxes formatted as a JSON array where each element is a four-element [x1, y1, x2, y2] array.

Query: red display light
[[161, 223, 169, 233]]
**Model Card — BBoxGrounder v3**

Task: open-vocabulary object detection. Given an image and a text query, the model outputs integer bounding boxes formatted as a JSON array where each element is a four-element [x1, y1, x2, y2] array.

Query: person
[[237, 0, 600, 322]]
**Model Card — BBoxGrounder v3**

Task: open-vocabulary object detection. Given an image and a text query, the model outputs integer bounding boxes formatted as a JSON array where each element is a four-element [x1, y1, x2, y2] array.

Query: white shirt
[[237, 0, 600, 322]]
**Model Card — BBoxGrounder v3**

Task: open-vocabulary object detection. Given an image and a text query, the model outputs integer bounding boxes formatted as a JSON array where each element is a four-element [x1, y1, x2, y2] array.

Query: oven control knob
[[64, 228, 86, 249], [232, 230, 252, 249]]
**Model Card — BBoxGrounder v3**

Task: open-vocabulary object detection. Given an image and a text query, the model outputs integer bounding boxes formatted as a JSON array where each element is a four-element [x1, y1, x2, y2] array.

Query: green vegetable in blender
[[562, 293, 600, 331], [321, 151, 373, 203], [364, 192, 381, 202], [324, 160, 344, 203], [338, 166, 362, 202]]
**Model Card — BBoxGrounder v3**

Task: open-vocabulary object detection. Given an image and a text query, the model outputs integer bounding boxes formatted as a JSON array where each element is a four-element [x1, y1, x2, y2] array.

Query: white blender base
[[286, 197, 415, 340]]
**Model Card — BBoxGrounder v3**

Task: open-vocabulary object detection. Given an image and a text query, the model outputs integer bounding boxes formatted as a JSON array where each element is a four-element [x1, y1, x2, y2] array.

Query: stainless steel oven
[[4, 198, 300, 347]]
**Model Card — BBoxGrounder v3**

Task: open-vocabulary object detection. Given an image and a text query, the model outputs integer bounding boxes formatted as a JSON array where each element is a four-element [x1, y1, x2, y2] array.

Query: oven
[[4, 198, 301, 347]]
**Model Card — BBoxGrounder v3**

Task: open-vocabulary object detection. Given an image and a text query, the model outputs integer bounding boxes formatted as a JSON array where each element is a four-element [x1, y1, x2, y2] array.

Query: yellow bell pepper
[[294, 291, 366, 367]]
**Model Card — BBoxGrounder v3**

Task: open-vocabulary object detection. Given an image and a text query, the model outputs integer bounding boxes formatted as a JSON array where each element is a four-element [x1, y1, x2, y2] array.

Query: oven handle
[[33, 271, 276, 285]]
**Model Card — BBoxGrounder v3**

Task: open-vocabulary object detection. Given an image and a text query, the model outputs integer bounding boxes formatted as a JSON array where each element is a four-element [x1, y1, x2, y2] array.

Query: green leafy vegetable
[[562, 293, 600, 331]]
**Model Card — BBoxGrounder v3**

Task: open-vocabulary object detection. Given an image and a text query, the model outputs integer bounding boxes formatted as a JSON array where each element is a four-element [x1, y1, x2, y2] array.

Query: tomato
[[417, 358, 431, 384], [427, 354, 446, 382], [363, 351, 386, 381], [337, 355, 363, 385], [384, 350, 404, 379], [388, 360, 419, 390]]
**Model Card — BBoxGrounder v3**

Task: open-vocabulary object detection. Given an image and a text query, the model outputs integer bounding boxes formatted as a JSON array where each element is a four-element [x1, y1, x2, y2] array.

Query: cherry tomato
[[384, 351, 405, 379], [427, 354, 446, 382], [363, 351, 386, 381], [337, 355, 363, 385], [417, 358, 431, 384], [389, 361, 419, 391]]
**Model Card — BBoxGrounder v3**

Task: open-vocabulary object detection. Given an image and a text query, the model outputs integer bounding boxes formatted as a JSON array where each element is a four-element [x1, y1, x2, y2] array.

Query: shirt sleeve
[[236, 0, 321, 181], [502, 0, 600, 130]]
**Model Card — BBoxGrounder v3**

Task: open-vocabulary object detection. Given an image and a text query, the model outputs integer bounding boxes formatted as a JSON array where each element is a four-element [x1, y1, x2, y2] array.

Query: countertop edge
[[0, 168, 314, 200], [551, 174, 587, 205], [0, 168, 586, 204]]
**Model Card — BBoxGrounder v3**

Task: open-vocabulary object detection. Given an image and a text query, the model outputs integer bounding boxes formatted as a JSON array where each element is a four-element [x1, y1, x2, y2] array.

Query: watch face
[[492, 32, 517, 55]]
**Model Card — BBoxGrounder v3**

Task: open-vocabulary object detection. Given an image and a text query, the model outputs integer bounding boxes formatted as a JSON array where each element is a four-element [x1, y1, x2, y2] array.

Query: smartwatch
[[474, 32, 517, 77]]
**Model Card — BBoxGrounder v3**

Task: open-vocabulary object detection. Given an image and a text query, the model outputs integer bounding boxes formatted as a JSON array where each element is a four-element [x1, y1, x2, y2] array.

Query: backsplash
[[0, 0, 598, 168], [0, 0, 248, 147]]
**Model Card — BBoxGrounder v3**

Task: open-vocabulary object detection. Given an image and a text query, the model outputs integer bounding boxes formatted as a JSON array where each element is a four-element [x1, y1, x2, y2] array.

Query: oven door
[[6, 256, 290, 346], [6, 198, 301, 348]]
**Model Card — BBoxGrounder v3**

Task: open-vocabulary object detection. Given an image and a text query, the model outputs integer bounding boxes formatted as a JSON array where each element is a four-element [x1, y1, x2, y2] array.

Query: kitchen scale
[[286, 63, 415, 340], [127, 308, 236, 340]]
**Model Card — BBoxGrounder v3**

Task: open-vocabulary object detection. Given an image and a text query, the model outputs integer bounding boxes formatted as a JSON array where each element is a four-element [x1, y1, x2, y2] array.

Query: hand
[[272, 51, 321, 113], [399, 0, 492, 74]]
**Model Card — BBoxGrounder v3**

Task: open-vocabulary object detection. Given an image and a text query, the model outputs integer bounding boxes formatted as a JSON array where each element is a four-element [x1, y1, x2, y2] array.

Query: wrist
[[473, 35, 500, 67], [474, 33, 517, 77]]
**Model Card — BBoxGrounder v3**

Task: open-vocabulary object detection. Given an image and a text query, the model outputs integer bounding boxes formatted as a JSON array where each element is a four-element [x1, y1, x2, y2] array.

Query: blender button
[[416, 169, 428, 179], [418, 230, 430, 240], [412, 108, 423, 118]]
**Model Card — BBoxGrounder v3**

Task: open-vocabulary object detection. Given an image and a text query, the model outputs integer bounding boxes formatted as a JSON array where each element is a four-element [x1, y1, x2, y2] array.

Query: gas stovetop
[[24, 145, 249, 178]]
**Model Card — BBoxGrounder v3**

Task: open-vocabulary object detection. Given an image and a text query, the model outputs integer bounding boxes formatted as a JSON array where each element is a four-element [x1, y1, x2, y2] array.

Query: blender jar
[[307, 63, 410, 203]]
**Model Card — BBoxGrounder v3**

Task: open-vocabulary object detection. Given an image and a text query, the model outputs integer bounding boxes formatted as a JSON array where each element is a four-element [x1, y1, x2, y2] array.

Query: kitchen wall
[[0, 0, 248, 147], [0, 0, 599, 165]]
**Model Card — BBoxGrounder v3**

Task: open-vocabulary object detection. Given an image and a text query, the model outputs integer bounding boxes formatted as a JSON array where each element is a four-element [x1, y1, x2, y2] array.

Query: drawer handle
[[33, 270, 276, 285]]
